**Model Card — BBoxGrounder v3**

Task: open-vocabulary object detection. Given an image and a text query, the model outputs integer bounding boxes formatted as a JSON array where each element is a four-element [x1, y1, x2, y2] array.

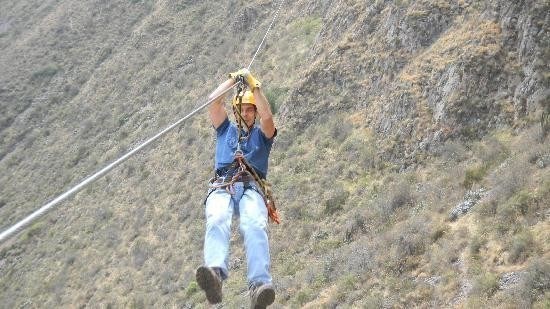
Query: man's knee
[[205, 192, 232, 227], [239, 211, 268, 233]]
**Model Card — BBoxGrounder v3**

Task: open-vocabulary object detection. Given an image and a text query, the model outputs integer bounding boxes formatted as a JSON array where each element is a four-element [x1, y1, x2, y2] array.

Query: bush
[[339, 135, 376, 170], [362, 293, 385, 308], [184, 281, 198, 297], [294, 287, 314, 306], [264, 87, 288, 115], [343, 213, 367, 243], [463, 164, 487, 188], [22, 222, 44, 241], [477, 135, 510, 165], [491, 190, 535, 235], [489, 158, 529, 203], [507, 190, 535, 216], [430, 222, 448, 242], [131, 239, 152, 268], [337, 239, 373, 275], [469, 235, 486, 256], [383, 218, 430, 274], [518, 259, 550, 305], [31, 64, 60, 81], [323, 187, 349, 215], [472, 272, 499, 298], [334, 274, 359, 303], [379, 179, 416, 216], [331, 120, 353, 143], [289, 17, 322, 42], [507, 231, 534, 264]]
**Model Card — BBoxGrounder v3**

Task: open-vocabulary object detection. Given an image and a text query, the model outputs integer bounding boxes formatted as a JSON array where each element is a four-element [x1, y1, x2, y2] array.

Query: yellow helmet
[[232, 90, 256, 107]]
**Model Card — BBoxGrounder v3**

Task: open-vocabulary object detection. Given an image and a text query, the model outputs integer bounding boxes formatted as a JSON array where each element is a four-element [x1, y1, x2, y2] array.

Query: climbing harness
[[0, 0, 287, 244], [208, 149, 280, 224]]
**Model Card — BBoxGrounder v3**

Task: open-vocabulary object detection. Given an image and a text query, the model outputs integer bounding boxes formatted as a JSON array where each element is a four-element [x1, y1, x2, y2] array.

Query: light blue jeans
[[203, 181, 272, 286]]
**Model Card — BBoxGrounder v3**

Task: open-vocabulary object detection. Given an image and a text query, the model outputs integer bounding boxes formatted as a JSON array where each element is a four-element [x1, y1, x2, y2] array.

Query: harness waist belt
[[216, 165, 265, 179], [213, 174, 255, 184]]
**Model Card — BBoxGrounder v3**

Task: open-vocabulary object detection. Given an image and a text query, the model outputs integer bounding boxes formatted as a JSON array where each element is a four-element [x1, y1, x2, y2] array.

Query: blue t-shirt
[[214, 117, 275, 179]]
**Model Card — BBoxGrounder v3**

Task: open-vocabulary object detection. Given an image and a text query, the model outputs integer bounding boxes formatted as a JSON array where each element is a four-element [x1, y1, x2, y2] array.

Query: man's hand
[[228, 68, 246, 80], [228, 68, 262, 89]]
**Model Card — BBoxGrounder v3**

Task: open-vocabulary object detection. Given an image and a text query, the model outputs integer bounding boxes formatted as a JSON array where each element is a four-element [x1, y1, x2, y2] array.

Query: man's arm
[[207, 78, 234, 129], [252, 87, 276, 139]]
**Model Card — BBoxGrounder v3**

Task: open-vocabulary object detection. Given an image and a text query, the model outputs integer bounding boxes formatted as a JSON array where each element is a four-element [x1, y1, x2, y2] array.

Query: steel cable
[[247, 0, 285, 70]]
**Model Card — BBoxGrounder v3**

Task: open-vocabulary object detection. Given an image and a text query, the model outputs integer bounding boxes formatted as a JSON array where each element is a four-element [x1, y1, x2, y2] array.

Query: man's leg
[[198, 189, 233, 304], [239, 189, 274, 308], [204, 189, 234, 274]]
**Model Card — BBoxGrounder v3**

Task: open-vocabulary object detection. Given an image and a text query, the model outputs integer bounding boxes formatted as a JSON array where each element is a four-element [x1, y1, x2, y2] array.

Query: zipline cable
[[247, 0, 285, 70], [0, 0, 286, 245]]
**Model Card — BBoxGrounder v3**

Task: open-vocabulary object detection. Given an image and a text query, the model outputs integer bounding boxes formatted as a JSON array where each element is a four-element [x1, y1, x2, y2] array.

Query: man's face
[[238, 103, 256, 127]]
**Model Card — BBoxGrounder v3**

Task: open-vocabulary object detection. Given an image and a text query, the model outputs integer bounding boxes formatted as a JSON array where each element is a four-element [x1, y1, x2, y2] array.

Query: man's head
[[233, 90, 257, 127]]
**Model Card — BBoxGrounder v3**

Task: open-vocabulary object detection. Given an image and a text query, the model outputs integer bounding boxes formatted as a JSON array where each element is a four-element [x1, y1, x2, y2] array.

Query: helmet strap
[[233, 80, 253, 144]]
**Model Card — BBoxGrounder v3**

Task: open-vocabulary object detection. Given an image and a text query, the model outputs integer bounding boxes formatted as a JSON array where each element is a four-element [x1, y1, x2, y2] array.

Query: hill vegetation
[[0, 0, 548, 307]]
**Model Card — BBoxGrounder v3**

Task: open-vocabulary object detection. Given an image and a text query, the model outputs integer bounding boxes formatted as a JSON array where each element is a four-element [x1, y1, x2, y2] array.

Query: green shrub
[[22, 222, 44, 241], [463, 164, 487, 188], [184, 281, 198, 297], [478, 134, 510, 164], [469, 235, 486, 256], [534, 298, 550, 309], [383, 179, 415, 214], [294, 287, 314, 306], [518, 259, 550, 305], [508, 190, 534, 216], [362, 293, 385, 308], [131, 239, 152, 268], [490, 157, 530, 203], [343, 213, 366, 243], [383, 218, 430, 274], [265, 87, 288, 114], [31, 64, 60, 81], [430, 225, 447, 244], [323, 187, 349, 215], [472, 272, 499, 297], [289, 17, 322, 41], [333, 274, 359, 303], [507, 230, 534, 264]]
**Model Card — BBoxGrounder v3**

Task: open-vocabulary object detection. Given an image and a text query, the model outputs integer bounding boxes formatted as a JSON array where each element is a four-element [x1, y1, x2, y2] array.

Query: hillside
[[0, 0, 548, 308]]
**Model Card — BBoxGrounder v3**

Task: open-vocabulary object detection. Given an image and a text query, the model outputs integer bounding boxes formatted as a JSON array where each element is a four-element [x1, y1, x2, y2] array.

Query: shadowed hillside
[[1, 0, 548, 307]]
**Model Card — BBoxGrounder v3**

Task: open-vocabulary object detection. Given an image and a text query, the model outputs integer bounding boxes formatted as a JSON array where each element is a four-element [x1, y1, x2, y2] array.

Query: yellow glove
[[228, 68, 262, 89], [228, 68, 247, 80], [243, 69, 262, 89]]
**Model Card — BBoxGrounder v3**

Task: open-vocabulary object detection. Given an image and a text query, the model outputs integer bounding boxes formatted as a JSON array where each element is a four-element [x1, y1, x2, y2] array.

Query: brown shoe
[[196, 266, 222, 304], [250, 283, 275, 309]]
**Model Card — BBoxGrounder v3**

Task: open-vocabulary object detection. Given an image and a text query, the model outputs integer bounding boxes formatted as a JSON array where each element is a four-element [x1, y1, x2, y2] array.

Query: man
[[196, 68, 277, 308]]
